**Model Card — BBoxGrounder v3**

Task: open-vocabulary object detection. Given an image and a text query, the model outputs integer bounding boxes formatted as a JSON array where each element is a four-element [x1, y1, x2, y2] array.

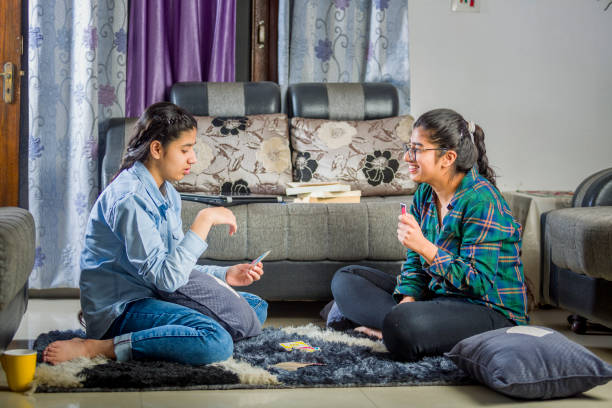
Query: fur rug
[[32, 324, 470, 392]]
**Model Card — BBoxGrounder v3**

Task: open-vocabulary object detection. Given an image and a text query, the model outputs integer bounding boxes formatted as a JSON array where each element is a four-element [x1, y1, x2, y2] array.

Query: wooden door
[[251, 0, 278, 82], [0, 0, 23, 207]]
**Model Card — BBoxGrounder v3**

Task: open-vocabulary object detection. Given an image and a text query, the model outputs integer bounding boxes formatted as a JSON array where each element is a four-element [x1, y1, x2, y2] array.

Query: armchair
[[542, 168, 612, 333], [0, 207, 35, 351]]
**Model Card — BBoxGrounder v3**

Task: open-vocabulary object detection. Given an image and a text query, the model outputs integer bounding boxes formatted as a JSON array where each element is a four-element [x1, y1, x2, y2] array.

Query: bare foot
[[43, 337, 115, 365], [354, 326, 383, 340]]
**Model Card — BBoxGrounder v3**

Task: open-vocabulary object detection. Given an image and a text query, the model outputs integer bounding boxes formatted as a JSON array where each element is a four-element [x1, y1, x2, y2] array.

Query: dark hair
[[111, 102, 197, 181], [413, 108, 496, 187]]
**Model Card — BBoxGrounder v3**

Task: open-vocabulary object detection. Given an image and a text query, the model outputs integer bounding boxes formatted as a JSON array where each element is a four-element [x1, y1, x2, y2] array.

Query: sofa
[[102, 82, 412, 301], [0, 207, 35, 351], [541, 167, 612, 331]]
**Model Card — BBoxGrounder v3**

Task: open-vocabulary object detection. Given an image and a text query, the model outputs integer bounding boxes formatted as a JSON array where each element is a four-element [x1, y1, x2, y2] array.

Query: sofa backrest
[[100, 117, 138, 191], [100, 82, 404, 194], [287, 82, 398, 120], [286, 82, 415, 196], [100, 82, 283, 192], [170, 81, 281, 116]]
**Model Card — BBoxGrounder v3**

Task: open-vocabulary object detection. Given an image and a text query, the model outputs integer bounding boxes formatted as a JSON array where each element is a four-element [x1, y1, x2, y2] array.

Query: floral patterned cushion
[[174, 114, 292, 195], [290, 116, 416, 196]]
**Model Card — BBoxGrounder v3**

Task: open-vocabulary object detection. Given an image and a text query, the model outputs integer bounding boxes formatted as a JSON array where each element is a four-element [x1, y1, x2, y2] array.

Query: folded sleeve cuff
[[206, 265, 229, 282], [393, 272, 428, 302], [426, 247, 453, 278], [181, 229, 208, 261], [393, 285, 425, 303]]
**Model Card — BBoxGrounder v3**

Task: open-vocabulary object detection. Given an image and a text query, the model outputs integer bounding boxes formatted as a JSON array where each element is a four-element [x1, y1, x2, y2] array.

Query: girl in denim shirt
[[43, 102, 267, 365]]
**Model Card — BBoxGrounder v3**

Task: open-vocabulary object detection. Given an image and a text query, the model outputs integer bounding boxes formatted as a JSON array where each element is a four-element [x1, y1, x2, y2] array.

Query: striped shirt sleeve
[[394, 249, 430, 301]]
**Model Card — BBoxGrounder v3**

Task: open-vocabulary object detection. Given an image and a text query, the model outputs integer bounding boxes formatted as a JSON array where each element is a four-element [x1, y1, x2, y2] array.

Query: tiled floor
[[2, 299, 612, 407]]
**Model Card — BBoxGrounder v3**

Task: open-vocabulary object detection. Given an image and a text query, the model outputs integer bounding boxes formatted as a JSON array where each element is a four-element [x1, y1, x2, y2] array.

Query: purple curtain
[[126, 0, 236, 117]]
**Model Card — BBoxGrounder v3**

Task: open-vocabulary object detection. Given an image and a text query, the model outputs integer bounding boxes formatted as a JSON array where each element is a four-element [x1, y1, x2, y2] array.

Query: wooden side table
[[503, 191, 573, 309]]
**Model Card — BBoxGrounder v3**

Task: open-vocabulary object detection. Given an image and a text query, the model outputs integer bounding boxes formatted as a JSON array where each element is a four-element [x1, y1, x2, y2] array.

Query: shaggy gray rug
[[32, 324, 470, 392]]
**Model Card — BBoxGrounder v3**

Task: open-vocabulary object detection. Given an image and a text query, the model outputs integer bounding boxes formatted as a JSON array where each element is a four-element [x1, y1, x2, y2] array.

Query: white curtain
[[28, 0, 127, 288], [278, 0, 410, 113]]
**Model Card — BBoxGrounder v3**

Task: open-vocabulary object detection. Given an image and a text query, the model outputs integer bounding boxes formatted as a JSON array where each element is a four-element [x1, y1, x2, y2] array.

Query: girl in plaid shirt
[[329, 108, 528, 361]]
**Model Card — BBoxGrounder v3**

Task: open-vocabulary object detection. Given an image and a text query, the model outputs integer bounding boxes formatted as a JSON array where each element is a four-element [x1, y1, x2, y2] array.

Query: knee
[[194, 328, 234, 364], [242, 292, 268, 325], [216, 333, 234, 362], [330, 265, 359, 298], [382, 305, 427, 362]]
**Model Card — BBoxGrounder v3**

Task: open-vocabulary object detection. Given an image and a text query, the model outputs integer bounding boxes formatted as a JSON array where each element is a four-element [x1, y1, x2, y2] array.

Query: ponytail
[[471, 124, 496, 187]]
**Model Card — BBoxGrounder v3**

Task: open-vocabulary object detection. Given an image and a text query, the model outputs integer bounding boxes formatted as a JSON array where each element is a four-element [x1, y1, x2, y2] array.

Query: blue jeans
[[105, 292, 267, 365]]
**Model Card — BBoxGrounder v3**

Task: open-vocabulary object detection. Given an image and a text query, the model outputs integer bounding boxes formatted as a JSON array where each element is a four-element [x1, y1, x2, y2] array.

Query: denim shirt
[[80, 161, 228, 339]]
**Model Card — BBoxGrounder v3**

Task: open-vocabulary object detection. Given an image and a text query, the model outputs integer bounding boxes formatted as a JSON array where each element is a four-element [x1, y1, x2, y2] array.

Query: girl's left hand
[[397, 214, 427, 252], [226, 262, 264, 286]]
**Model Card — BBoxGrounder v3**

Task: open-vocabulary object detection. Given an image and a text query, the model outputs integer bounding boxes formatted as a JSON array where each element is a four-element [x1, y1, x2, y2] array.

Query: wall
[[409, 0, 612, 191]]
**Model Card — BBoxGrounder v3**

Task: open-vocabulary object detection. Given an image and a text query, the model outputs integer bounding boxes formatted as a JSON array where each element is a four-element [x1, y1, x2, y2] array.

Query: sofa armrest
[[546, 207, 612, 280], [0, 207, 35, 311]]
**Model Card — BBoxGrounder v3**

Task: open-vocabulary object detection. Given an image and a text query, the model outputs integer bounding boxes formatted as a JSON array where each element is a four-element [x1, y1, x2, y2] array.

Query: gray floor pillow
[[445, 325, 612, 399], [159, 270, 262, 341]]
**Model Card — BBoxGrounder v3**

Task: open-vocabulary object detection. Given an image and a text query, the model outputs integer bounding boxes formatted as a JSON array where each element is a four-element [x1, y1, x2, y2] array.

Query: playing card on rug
[[279, 341, 320, 352], [272, 362, 326, 371]]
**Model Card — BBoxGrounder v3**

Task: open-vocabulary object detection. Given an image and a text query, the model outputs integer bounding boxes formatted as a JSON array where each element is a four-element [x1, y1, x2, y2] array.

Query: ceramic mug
[[1, 349, 37, 392]]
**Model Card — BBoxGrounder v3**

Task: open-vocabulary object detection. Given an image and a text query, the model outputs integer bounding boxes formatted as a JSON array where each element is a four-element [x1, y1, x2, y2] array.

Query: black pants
[[331, 265, 514, 361]]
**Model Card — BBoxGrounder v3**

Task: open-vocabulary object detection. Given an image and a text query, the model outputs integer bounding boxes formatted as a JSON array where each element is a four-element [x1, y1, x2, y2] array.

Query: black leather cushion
[[170, 82, 281, 116], [287, 82, 399, 120]]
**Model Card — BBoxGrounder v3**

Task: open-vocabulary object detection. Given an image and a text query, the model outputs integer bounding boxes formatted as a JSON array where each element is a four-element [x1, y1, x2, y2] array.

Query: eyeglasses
[[402, 144, 448, 161]]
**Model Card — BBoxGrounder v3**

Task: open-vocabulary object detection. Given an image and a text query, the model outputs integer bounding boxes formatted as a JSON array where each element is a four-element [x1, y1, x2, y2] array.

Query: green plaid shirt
[[394, 167, 529, 325]]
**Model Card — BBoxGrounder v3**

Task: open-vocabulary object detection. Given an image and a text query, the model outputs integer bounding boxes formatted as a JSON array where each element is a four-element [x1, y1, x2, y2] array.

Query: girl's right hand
[[190, 207, 237, 241]]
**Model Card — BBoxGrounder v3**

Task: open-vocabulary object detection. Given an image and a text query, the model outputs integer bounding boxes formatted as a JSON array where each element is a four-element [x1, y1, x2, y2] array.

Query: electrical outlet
[[451, 0, 480, 13]]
